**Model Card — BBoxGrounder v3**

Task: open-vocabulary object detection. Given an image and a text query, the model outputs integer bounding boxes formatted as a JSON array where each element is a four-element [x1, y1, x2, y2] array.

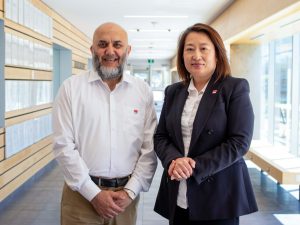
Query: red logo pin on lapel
[[133, 109, 138, 114]]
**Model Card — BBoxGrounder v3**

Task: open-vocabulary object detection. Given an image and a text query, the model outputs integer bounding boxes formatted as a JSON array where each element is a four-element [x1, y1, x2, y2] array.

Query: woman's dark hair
[[177, 23, 231, 84]]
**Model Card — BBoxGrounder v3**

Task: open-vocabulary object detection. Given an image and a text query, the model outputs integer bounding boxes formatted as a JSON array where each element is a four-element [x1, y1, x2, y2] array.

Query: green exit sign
[[147, 59, 154, 64]]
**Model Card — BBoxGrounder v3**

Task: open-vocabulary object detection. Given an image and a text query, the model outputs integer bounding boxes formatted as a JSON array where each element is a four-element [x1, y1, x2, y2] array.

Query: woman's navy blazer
[[154, 74, 258, 223]]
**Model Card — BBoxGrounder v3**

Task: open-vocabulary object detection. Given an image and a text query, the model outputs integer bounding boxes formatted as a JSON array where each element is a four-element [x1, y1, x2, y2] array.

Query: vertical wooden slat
[[0, 147, 4, 161], [0, 133, 4, 148], [0, 0, 4, 12]]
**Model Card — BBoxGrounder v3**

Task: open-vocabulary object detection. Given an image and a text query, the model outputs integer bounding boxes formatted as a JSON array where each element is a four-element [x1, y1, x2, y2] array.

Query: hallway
[[0, 160, 299, 225]]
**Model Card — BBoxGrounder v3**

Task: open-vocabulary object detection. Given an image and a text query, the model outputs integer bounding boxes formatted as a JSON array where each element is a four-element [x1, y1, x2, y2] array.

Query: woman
[[154, 23, 258, 225]]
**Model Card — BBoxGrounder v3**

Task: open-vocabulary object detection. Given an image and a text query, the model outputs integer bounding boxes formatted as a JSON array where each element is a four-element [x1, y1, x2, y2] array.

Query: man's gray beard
[[92, 53, 127, 81]]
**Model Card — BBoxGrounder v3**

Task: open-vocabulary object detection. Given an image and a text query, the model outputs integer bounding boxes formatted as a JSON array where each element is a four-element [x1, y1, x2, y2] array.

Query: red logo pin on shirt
[[212, 89, 218, 94], [133, 109, 138, 114]]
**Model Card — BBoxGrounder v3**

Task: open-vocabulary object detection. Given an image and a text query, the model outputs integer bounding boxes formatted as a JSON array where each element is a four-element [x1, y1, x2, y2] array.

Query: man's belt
[[90, 175, 130, 188]]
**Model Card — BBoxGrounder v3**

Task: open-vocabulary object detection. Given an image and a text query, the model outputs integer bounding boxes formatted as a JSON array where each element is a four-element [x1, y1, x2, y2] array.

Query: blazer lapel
[[189, 76, 222, 151], [173, 86, 188, 154]]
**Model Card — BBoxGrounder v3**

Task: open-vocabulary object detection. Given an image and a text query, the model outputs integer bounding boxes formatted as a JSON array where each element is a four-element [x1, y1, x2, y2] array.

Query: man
[[52, 22, 158, 225]]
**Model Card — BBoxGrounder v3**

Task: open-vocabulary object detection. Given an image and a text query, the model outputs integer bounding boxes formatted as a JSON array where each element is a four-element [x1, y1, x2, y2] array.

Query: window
[[273, 37, 293, 147], [260, 44, 269, 141], [133, 70, 149, 83], [260, 35, 300, 157], [150, 70, 164, 89]]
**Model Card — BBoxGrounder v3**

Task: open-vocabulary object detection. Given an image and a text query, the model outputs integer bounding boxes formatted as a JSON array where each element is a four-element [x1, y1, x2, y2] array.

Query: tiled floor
[[0, 160, 299, 225]]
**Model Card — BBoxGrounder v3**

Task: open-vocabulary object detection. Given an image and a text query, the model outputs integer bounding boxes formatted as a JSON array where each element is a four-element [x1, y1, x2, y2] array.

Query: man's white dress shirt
[[177, 79, 208, 209], [52, 70, 157, 201]]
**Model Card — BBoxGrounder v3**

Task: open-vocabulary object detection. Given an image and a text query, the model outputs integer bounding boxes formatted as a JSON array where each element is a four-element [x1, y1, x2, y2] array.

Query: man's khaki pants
[[61, 183, 139, 225]]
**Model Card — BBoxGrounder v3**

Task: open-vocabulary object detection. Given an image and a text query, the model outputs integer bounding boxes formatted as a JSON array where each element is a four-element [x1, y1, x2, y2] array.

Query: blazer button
[[207, 177, 214, 183], [207, 129, 214, 135]]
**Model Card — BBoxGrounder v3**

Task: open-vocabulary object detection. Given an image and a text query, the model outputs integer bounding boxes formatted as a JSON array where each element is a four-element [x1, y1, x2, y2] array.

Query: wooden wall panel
[[0, 134, 4, 161], [5, 108, 52, 126], [54, 38, 90, 59], [53, 28, 90, 55], [5, 66, 52, 80], [51, 12, 91, 61], [0, 144, 52, 188], [72, 67, 86, 75], [72, 61, 86, 71], [0, 130, 4, 161], [29, 0, 52, 16], [0, 136, 52, 174], [31, 0, 89, 44], [72, 54, 88, 65], [5, 20, 52, 45], [0, 134, 4, 148], [53, 21, 90, 49], [0, 147, 54, 202], [0, 147, 4, 161], [210, 0, 300, 43], [48, 8, 91, 45], [0, 0, 92, 203], [5, 103, 52, 119], [32, 0, 91, 58], [0, 0, 3, 19], [5, 27, 52, 48]]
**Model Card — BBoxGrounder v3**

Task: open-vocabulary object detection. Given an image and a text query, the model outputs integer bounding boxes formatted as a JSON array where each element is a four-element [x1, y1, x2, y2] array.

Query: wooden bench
[[245, 140, 300, 200]]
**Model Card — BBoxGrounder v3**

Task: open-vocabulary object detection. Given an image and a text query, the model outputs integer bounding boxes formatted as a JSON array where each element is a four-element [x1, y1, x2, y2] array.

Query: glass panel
[[5, 0, 53, 38], [5, 80, 53, 112], [273, 37, 292, 149], [133, 70, 149, 83], [151, 70, 164, 89], [299, 105, 300, 157], [153, 90, 163, 110], [260, 44, 269, 141], [6, 33, 52, 69], [5, 114, 52, 158]]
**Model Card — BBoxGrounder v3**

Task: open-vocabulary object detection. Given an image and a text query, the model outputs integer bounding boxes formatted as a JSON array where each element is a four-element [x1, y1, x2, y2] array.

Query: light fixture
[[132, 38, 173, 42], [133, 45, 155, 48], [250, 33, 265, 40], [129, 29, 178, 32], [280, 18, 300, 28], [124, 15, 188, 19]]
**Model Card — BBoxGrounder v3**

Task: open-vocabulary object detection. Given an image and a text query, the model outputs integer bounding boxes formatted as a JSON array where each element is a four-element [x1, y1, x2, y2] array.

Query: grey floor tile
[[0, 161, 299, 225]]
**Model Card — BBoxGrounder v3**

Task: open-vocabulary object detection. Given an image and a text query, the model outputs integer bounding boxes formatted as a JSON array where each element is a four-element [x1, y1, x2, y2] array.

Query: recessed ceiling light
[[132, 38, 173, 42], [129, 29, 179, 32], [280, 18, 300, 28], [134, 45, 155, 48], [133, 49, 174, 53], [250, 34, 265, 40], [124, 15, 188, 19]]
